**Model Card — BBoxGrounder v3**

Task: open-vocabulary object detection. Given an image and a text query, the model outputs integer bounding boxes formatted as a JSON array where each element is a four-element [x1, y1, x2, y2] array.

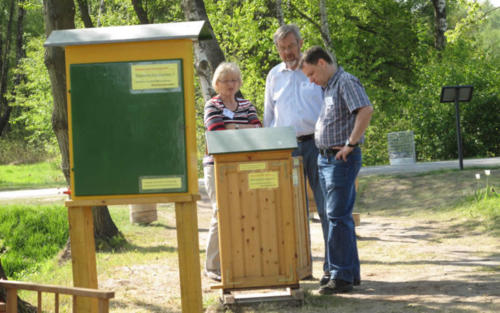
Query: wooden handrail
[[0, 280, 114, 313]]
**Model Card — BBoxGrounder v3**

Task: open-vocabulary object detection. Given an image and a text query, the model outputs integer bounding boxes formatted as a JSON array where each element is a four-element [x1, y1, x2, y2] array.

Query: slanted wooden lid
[[44, 21, 212, 47], [206, 127, 297, 155]]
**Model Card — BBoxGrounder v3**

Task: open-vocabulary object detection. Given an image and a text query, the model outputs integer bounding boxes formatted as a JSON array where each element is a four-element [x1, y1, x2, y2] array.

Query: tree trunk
[[0, 260, 37, 313], [288, 1, 335, 54], [276, 0, 285, 26], [432, 0, 447, 50], [132, 0, 150, 24], [7, 0, 27, 117], [96, 0, 105, 27], [43, 0, 74, 182], [319, 0, 333, 50], [75, 0, 93, 28], [181, 0, 225, 102], [0, 0, 15, 136], [92, 206, 122, 249], [43, 0, 123, 255]]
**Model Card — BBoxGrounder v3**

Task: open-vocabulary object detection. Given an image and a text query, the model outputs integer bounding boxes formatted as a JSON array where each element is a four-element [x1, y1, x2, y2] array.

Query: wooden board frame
[[65, 39, 198, 202]]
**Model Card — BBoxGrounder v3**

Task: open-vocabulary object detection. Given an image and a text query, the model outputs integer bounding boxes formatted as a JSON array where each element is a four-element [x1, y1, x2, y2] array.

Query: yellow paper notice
[[248, 171, 279, 189], [239, 162, 267, 171], [131, 63, 179, 90], [141, 177, 182, 190]]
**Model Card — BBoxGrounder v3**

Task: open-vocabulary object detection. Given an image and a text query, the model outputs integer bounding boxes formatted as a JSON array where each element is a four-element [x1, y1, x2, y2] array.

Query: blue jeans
[[318, 147, 361, 283], [292, 138, 328, 273]]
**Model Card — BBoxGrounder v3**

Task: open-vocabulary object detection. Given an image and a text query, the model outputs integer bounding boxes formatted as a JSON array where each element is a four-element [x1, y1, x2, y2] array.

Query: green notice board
[[70, 59, 187, 196]]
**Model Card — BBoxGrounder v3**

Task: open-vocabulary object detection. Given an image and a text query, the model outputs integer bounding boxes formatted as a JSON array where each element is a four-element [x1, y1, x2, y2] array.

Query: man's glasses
[[277, 41, 298, 52], [219, 79, 239, 84]]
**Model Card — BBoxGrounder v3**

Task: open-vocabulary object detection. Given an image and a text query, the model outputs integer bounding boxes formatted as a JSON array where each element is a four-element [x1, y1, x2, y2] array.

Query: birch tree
[[432, 0, 447, 50], [181, 0, 225, 101]]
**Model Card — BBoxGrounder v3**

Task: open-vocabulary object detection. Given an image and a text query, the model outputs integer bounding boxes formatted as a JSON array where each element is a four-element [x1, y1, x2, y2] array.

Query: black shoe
[[319, 279, 353, 294], [354, 279, 361, 286], [302, 274, 316, 281], [319, 274, 331, 286]]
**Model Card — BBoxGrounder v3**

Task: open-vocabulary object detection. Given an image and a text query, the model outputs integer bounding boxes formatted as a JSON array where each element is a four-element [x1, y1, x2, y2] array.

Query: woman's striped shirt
[[203, 95, 262, 164]]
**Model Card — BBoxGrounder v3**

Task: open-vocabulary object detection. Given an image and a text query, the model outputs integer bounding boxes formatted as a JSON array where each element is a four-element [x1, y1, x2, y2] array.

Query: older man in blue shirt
[[300, 46, 373, 294], [264, 24, 329, 283]]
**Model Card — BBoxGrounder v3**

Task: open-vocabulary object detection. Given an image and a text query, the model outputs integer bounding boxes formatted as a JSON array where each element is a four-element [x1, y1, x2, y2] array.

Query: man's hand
[[336, 145, 354, 162]]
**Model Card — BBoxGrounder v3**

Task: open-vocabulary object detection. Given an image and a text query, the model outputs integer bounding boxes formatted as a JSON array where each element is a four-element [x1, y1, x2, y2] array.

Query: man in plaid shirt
[[300, 46, 373, 294]]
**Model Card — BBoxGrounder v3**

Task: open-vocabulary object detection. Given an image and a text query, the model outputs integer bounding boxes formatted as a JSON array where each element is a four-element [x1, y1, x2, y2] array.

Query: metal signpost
[[440, 85, 473, 170]]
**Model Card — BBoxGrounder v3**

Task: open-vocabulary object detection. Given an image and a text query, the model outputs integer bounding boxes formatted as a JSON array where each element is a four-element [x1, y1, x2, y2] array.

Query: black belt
[[319, 148, 342, 157], [297, 134, 314, 142]]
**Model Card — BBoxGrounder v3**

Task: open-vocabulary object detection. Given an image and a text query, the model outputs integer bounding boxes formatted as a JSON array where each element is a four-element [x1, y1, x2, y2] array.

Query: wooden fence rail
[[0, 280, 114, 313]]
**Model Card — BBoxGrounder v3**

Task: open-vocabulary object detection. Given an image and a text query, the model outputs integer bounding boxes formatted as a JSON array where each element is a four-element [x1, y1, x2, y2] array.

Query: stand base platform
[[222, 287, 304, 307]]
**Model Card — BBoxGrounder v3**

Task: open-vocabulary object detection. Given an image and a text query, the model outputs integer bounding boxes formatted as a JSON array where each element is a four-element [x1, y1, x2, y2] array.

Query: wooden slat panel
[[226, 169, 245, 284], [241, 170, 262, 278], [215, 153, 304, 290], [216, 165, 239, 287], [306, 180, 317, 213], [277, 160, 297, 283], [293, 158, 312, 279], [258, 188, 279, 277]]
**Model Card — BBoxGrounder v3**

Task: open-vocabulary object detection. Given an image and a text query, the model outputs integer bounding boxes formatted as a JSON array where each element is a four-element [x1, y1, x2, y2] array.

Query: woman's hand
[[225, 123, 259, 129]]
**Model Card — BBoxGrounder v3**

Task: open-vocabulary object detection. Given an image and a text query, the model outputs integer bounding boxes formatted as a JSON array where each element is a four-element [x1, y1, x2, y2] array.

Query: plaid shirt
[[315, 67, 372, 149]]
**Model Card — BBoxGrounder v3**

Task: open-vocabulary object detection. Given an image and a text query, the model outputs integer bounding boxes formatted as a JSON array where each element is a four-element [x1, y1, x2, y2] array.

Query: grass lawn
[[0, 160, 66, 190]]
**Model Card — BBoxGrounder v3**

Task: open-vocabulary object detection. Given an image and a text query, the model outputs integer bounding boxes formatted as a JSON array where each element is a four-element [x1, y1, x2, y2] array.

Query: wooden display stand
[[45, 21, 212, 313], [206, 127, 311, 305]]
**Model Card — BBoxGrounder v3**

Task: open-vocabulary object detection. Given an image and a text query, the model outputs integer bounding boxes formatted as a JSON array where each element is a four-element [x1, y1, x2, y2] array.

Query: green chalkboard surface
[[70, 60, 187, 196]]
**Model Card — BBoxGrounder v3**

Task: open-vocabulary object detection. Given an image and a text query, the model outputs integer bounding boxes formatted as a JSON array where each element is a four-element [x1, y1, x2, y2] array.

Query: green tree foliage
[[3, 0, 499, 167], [205, 0, 279, 113], [203, 0, 498, 165], [8, 36, 55, 151], [404, 1, 500, 160]]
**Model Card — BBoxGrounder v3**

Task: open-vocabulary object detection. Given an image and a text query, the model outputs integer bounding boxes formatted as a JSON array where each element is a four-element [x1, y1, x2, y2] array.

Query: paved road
[[1, 157, 499, 201], [359, 156, 500, 176]]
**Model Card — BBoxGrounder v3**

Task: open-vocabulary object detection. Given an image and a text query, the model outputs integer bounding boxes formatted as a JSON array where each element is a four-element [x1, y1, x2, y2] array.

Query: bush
[[0, 205, 68, 279], [0, 136, 57, 165]]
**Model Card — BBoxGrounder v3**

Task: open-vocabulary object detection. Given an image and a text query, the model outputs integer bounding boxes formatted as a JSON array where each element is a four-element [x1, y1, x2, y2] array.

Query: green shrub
[[0, 205, 68, 279], [0, 137, 58, 165]]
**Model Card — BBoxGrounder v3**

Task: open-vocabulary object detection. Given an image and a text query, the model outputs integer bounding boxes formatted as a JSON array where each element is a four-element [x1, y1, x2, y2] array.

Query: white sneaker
[[203, 270, 221, 282]]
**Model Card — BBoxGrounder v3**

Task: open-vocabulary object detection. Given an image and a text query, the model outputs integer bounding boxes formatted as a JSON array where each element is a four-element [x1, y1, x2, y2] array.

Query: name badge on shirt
[[222, 108, 235, 119], [325, 97, 334, 106]]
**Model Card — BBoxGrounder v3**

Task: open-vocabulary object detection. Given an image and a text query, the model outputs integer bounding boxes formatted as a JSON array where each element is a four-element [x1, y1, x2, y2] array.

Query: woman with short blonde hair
[[202, 62, 261, 281], [211, 62, 242, 92]]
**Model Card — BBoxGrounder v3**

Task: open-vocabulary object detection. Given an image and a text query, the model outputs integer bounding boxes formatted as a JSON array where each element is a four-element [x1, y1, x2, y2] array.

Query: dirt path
[[95, 192, 500, 313], [330, 215, 500, 313], [95, 170, 500, 312], [196, 193, 500, 312]]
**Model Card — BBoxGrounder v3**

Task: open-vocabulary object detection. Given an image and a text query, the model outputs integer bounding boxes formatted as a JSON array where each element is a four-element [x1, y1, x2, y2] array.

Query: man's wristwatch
[[345, 139, 358, 147]]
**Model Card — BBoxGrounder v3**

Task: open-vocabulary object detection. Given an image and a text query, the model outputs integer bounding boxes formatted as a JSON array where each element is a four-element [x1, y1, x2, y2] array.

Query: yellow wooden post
[[175, 201, 203, 313], [67, 206, 98, 313]]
